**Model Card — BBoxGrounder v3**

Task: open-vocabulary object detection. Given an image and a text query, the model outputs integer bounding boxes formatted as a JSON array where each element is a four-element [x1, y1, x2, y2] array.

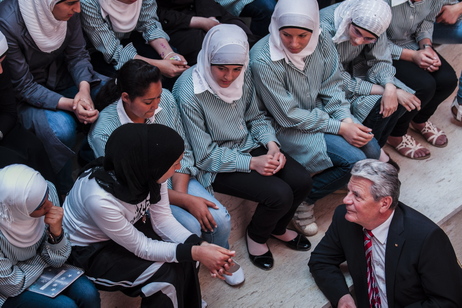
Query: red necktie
[[364, 229, 381, 308]]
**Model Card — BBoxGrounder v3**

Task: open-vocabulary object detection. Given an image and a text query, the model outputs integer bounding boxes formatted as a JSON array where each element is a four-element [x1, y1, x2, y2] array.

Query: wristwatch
[[47, 230, 64, 244], [422, 43, 433, 49]]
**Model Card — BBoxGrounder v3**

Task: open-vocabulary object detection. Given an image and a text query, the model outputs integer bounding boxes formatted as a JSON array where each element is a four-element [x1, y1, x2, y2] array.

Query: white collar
[[116, 98, 162, 125], [369, 210, 395, 245]]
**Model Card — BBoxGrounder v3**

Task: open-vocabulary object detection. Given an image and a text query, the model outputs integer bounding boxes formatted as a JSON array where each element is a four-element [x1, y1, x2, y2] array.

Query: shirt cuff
[[235, 154, 252, 172], [176, 234, 203, 262]]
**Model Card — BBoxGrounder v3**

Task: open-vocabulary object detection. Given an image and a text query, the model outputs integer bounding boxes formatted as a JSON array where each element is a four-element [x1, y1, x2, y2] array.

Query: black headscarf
[[88, 123, 185, 204]]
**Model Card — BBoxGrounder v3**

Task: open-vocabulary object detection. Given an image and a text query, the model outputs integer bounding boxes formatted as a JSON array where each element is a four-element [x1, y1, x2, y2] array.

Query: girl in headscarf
[[174, 24, 312, 271], [250, 0, 381, 237], [87, 59, 243, 286], [384, 0, 457, 159], [320, 0, 419, 166], [79, 0, 188, 88], [63, 124, 234, 307], [0, 164, 99, 308], [0, 0, 107, 195]]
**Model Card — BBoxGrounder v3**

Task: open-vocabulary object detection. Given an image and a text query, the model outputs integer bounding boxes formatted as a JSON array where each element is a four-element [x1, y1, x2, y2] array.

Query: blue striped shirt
[[385, 0, 443, 59], [250, 32, 353, 173], [320, 3, 413, 122], [0, 182, 70, 307], [173, 67, 278, 191], [88, 89, 197, 177], [80, 0, 169, 70]]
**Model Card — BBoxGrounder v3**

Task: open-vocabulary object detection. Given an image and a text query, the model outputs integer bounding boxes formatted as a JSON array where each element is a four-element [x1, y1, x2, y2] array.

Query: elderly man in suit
[[309, 159, 462, 308]]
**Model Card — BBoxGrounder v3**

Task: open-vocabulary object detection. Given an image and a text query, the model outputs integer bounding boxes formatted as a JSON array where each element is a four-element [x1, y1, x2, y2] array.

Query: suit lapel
[[384, 203, 406, 308]]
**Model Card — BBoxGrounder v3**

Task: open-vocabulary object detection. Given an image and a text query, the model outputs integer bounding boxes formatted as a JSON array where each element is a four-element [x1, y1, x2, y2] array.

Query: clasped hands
[[192, 242, 236, 280]]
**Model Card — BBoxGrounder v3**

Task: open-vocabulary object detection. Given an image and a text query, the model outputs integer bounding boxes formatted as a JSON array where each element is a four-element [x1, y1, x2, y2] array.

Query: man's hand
[[338, 294, 357, 308]]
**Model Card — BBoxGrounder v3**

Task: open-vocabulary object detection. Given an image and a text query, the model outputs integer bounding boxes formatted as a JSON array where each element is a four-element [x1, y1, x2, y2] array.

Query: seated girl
[[0, 164, 99, 308], [0, 0, 106, 194], [173, 24, 313, 271], [320, 0, 421, 167], [156, 0, 257, 65], [384, 0, 457, 159], [88, 59, 243, 285], [79, 0, 188, 86], [250, 0, 380, 236], [64, 123, 236, 307]]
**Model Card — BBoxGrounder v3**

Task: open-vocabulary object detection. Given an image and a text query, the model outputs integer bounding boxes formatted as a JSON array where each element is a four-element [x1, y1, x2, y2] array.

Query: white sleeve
[[149, 182, 193, 243], [85, 182, 191, 262]]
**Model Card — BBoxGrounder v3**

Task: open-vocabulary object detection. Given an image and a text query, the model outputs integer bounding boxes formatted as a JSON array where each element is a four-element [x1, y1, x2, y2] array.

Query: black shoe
[[245, 233, 274, 270], [271, 232, 311, 251], [387, 156, 400, 173]]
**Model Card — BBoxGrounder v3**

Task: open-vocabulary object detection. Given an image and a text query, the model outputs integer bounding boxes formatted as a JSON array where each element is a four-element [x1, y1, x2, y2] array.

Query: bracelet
[[422, 44, 433, 49], [163, 51, 176, 60]]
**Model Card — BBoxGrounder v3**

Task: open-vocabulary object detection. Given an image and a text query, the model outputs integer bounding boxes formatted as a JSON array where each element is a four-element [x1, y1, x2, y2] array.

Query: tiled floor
[[100, 44, 462, 308]]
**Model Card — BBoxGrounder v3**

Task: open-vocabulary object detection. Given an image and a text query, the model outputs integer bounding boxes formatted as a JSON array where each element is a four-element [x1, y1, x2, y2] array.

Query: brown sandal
[[411, 121, 448, 148], [387, 134, 430, 160]]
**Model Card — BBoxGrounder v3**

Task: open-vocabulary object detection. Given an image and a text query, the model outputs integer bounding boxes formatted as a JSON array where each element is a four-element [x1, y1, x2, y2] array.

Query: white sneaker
[[223, 262, 245, 286], [292, 202, 318, 236]]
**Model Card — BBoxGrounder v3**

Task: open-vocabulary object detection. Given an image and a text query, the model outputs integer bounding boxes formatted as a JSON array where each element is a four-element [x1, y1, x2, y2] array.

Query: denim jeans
[[308, 134, 380, 202], [3, 275, 100, 308], [44, 81, 106, 194], [433, 20, 462, 45], [433, 21, 462, 105], [240, 0, 276, 37], [170, 178, 231, 248]]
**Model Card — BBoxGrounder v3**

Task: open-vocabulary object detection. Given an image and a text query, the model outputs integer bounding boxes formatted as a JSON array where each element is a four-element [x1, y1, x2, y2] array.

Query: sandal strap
[[419, 121, 445, 145], [395, 134, 426, 158], [452, 98, 462, 121]]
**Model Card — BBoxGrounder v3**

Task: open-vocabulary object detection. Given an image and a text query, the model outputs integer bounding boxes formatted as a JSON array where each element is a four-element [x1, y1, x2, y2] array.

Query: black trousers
[[212, 147, 312, 244], [390, 52, 457, 137]]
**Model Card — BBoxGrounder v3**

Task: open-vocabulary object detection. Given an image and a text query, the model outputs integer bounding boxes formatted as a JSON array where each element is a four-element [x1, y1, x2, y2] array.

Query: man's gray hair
[[351, 159, 400, 209]]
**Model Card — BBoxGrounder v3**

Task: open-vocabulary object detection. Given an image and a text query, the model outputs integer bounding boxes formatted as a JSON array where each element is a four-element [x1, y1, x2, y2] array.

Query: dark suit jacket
[[308, 202, 462, 308]]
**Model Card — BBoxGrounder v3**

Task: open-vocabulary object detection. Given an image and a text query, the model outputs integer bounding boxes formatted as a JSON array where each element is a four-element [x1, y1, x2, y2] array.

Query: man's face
[[343, 176, 385, 229]]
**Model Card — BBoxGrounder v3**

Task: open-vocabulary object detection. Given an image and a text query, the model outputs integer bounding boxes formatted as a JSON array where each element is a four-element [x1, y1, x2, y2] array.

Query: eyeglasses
[[33, 187, 49, 212], [350, 25, 377, 44]]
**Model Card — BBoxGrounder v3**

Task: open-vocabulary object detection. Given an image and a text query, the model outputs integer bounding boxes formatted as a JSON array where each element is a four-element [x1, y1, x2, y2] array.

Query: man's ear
[[379, 196, 393, 213]]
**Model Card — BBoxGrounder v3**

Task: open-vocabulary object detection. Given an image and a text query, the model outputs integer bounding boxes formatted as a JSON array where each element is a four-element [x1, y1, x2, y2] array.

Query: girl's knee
[[46, 111, 77, 146]]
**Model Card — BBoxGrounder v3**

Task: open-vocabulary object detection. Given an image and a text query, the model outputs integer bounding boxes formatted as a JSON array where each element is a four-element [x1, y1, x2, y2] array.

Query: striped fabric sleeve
[[0, 250, 47, 298], [137, 0, 170, 43], [179, 93, 253, 173], [80, 0, 137, 70]]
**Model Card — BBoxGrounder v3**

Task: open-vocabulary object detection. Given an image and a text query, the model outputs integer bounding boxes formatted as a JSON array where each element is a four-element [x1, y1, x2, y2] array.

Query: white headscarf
[[0, 165, 47, 248], [0, 31, 7, 57], [99, 0, 142, 33], [193, 24, 249, 104], [332, 0, 392, 44], [269, 0, 320, 70], [18, 0, 67, 53]]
